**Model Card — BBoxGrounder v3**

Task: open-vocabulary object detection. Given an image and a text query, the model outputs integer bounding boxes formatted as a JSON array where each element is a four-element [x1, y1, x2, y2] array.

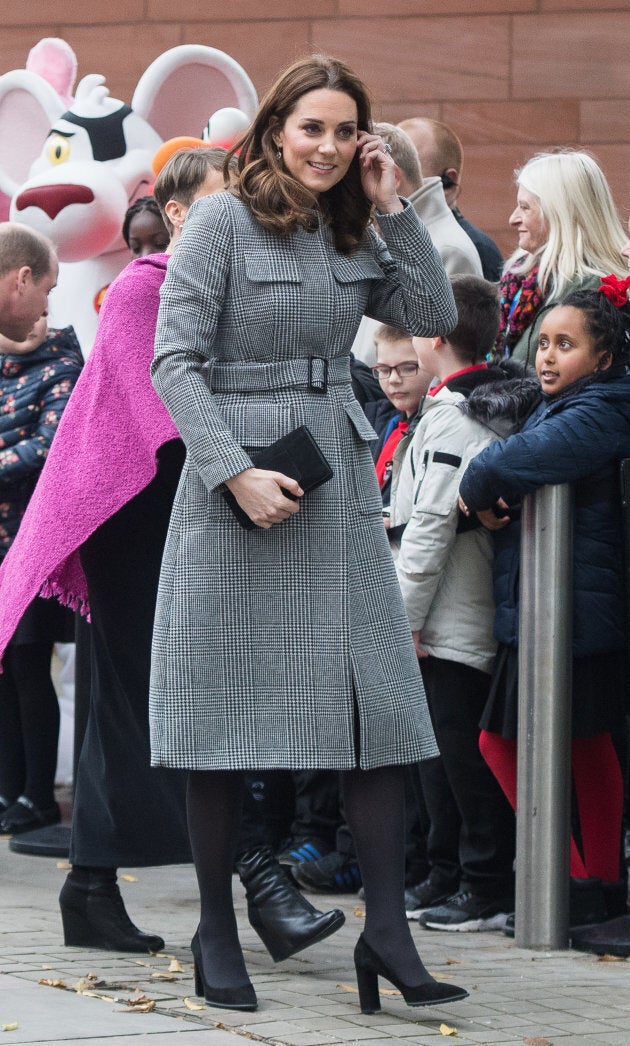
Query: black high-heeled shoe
[[353, 933, 469, 1014], [190, 931, 257, 1011]]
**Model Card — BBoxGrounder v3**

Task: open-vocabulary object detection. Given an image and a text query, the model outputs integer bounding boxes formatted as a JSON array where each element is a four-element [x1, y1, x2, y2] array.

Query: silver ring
[[383, 143, 392, 154]]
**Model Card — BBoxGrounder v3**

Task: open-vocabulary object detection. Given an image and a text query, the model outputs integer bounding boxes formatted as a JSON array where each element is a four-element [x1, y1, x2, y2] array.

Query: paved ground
[[1, 807, 629, 1046]]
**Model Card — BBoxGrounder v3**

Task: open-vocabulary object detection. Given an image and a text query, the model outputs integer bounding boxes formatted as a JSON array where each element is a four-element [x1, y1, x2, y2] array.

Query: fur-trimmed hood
[[460, 359, 541, 434]]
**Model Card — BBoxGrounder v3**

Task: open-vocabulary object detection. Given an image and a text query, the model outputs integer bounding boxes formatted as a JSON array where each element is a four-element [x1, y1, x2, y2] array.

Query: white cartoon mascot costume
[[0, 40, 257, 355]]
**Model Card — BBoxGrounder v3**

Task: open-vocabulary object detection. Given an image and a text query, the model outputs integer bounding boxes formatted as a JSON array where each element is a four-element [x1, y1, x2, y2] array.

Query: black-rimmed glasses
[[372, 362, 420, 380]]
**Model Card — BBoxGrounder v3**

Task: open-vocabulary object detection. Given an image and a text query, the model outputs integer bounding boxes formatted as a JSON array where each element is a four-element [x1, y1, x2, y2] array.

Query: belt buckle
[[307, 356, 328, 393]]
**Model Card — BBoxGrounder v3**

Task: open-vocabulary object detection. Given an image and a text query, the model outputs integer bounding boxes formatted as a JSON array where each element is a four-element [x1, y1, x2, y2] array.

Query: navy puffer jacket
[[0, 327, 82, 559], [460, 370, 630, 656]]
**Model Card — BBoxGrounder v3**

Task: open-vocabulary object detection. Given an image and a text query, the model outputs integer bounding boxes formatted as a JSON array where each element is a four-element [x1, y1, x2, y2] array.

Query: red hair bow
[[599, 274, 630, 307]]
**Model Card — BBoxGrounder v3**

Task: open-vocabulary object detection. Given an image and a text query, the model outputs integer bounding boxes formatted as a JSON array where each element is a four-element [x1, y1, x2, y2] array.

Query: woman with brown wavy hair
[[149, 54, 467, 1015]]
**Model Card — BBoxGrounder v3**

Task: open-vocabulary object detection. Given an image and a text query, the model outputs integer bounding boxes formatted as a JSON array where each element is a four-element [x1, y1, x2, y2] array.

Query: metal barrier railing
[[515, 483, 574, 949]]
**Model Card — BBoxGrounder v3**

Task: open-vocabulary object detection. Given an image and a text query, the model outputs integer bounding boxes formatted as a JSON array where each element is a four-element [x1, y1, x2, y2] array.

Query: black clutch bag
[[222, 425, 333, 530]]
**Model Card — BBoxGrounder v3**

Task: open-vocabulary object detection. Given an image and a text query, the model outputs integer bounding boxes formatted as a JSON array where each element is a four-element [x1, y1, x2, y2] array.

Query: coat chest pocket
[[241, 255, 303, 325], [330, 254, 384, 285], [330, 253, 385, 324]]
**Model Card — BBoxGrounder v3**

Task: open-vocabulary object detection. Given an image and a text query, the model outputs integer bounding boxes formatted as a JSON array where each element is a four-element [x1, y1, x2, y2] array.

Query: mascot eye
[[46, 135, 71, 165]]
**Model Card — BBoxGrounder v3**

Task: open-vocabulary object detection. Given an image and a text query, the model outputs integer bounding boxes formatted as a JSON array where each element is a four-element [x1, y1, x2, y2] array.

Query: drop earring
[[276, 146, 282, 161]]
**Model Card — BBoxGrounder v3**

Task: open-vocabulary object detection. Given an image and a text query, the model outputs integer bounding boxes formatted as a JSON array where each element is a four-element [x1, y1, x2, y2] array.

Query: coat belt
[[205, 356, 351, 394]]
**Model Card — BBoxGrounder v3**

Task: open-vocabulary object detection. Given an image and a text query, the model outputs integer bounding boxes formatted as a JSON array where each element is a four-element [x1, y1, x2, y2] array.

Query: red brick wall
[[2, 0, 629, 257]]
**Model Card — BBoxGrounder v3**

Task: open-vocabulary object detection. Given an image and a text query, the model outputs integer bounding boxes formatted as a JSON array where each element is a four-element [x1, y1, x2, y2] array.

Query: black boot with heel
[[59, 870, 164, 953], [190, 930, 257, 1011], [354, 934, 469, 1014], [236, 845, 345, 962]]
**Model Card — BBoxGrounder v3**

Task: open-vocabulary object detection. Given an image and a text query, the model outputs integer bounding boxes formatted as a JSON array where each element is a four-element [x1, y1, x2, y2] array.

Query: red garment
[[375, 420, 408, 489], [428, 363, 488, 398]]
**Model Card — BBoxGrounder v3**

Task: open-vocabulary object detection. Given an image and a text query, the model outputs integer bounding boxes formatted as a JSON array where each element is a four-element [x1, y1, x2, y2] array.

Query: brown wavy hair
[[226, 54, 373, 254]]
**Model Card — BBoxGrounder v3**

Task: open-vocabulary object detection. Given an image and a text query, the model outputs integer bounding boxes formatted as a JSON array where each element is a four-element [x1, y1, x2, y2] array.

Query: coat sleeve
[[395, 404, 473, 631], [0, 354, 81, 485], [365, 203, 457, 337], [151, 195, 255, 492], [460, 392, 630, 511]]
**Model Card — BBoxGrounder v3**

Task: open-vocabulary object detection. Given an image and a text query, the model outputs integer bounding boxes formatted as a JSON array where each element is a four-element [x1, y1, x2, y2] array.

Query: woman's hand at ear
[[356, 131, 403, 215]]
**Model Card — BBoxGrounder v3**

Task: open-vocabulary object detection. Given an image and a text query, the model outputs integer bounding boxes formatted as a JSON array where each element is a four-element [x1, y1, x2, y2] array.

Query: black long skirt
[[69, 441, 192, 868]]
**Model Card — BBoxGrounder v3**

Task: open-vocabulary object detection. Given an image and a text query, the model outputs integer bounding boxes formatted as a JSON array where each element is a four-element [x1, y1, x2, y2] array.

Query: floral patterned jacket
[[0, 327, 82, 558]]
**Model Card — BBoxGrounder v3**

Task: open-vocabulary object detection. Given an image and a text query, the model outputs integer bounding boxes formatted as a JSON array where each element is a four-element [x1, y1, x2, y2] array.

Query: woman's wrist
[[374, 196, 404, 215]]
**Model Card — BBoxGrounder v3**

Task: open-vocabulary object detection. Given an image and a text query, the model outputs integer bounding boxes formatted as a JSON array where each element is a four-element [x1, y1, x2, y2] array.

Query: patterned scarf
[[496, 262, 543, 357]]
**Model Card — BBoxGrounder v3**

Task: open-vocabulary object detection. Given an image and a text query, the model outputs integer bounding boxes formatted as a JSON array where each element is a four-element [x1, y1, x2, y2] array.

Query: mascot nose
[[15, 184, 95, 220]]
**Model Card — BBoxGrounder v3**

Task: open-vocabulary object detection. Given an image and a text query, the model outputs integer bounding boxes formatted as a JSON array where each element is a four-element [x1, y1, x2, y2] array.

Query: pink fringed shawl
[[0, 253, 178, 662]]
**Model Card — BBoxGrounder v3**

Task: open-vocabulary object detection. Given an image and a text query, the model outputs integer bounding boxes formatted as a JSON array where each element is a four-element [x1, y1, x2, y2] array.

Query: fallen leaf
[[523, 1038, 553, 1046], [56, 861, 71, 870], [440, 1023, 457, 1037], [151, 972, 177, 980], [119, 874, 138, 882], [38, 978, 68, 989], [81, 991, 114, 1002], [118, 1000, 155, 1013], [183, 997, 205, 1011], [337, 983, 358, 994], [118, 993, 155, 1011], [597, 954, 627, 962], [168, 958, 184, 973], [445, 958, 462, 965], [2, 1024, 18, 1032], [41, 964, 52, 970], [73, 978, 95, 993], [353, 906, 366, 919]]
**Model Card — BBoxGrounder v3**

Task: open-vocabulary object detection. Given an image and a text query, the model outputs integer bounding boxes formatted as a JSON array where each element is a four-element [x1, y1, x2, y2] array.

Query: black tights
[[0, 642, 59, 809], [187, 765, 432, 988]]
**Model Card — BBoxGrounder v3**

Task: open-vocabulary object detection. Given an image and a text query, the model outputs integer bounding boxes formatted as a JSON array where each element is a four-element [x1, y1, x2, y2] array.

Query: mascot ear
[[0, 69, 65, 198], [26, 38, 77, 108], [132, 44, 257, 142]]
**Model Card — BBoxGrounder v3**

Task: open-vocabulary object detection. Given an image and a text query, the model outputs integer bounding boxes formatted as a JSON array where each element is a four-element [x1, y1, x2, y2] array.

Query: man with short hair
[[0, 223, 58, 341], [398, 117, 503, 282], [376, 122, 482, 279]]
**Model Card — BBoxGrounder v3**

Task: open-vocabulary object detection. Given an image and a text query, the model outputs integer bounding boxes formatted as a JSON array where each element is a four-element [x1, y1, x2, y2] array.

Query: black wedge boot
[[236, 846, 345, 962], [59, 870, 165, 953]]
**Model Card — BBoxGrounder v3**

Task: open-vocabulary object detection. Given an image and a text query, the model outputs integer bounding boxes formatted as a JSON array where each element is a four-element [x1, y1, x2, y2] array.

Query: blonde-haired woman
[[498, 150, 627, 360]]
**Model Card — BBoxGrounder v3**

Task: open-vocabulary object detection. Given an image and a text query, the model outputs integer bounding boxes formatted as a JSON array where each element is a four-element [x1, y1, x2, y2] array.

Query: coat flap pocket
[[330, 252, 384, 284], [343, 398, 378, 442], [245, 253, 302, 283], [216, 398, 295, 448]]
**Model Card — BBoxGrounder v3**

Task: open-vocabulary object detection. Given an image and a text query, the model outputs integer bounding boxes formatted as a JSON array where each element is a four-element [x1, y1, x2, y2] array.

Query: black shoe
[[353, 933, 468, 1014], [292, 850, 362, 894], [190, 931, 257, 1011], [405, 877, 459, 920], [237, 846, 345, 962], [0, 794, 14, 818], [504, 876, 613, 938], [0, 796, 60, 835], [276, 836, 332, 870], [59, 874, 165, 953], [419, 890, 511, 932], [571, 914, 630, 957]]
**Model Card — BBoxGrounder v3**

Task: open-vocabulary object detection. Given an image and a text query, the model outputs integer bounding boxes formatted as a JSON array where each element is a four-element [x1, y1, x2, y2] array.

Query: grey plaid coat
[[149, 192, 456, 771]]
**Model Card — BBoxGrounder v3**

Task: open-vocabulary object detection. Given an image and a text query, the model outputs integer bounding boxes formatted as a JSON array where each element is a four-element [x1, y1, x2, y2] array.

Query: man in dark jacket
[[397, 118, 503, 282]]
